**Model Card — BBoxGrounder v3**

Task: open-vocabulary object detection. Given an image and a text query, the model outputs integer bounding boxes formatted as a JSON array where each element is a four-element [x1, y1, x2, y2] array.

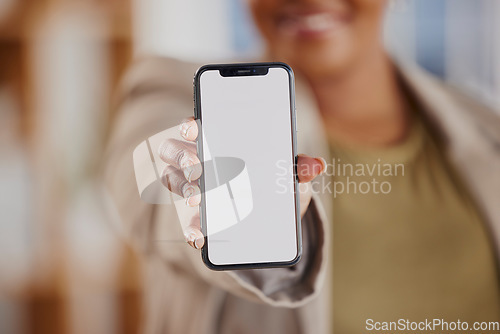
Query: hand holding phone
[[158, 63, 326, 270], [158, 121, 325, 258]]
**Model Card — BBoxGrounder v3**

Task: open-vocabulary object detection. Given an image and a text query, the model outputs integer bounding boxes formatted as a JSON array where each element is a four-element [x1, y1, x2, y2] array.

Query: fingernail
[[186, 169, 194, 183], [183, 184, 195, 197], [316, 157, 327, 174], [185, 232, 197, 247], [187, 195, 200, 207], [194, 237, 204, 249], [181, 183, 195, 206], [185, 192, 194, 207], [180, 123, 191, 138], [183, 161, 195, 182]]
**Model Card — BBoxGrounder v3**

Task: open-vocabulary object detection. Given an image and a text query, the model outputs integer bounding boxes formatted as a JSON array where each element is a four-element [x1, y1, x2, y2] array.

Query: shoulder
[[397, 61, 500, 146], [444, 84, 500, 138]]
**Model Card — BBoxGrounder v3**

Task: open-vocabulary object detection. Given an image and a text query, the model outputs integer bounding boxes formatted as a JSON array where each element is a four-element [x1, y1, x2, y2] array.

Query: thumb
[[297, 154, 327, 183]]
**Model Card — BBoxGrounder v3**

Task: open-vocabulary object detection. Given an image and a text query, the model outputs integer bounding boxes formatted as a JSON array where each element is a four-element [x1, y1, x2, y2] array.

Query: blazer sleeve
[[103, 56, 329, 307]]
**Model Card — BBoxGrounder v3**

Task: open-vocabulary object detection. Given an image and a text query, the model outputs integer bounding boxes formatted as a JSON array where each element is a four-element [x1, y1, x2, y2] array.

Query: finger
[[297, 154, 326, 183], [183, 213, 204, 249], [299, 182, 313, 217], [161, 166, 201, 207], [179, 117, 199, 142], [158, 139, 202, 182]]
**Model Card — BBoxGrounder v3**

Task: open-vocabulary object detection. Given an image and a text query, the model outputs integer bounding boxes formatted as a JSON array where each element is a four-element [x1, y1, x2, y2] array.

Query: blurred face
[[248, 0, 388, 80]]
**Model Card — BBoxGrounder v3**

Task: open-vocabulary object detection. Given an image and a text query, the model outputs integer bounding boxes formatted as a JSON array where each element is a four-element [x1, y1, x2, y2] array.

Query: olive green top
[[330, 114, 500, 333]]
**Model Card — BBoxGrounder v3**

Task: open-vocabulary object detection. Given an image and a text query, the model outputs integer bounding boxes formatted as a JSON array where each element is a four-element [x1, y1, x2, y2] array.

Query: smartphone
[[194, 62, 301, 270]]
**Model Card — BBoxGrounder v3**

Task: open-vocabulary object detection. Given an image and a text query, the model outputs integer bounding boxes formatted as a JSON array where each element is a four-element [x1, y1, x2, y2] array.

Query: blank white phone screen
[[199, 67, 299, 266]]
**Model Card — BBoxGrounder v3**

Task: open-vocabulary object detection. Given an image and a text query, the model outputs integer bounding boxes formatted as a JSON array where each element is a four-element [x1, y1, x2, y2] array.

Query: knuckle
[[176, 148, 197, 168], [158, 138, 176, 159], [174, 148, 188, 167]]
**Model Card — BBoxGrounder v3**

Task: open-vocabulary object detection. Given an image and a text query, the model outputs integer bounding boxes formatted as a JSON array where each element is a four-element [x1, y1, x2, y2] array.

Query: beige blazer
[[104, 57, 500, 334]]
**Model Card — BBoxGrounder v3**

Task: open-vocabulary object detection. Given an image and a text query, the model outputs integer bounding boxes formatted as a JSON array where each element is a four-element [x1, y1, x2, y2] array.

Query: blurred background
[[0, 0, 499, 333]]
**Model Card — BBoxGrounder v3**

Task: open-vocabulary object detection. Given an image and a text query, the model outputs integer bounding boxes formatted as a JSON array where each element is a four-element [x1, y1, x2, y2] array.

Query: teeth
[[301, 13, 335, 31], [279, 12, 341, 36]]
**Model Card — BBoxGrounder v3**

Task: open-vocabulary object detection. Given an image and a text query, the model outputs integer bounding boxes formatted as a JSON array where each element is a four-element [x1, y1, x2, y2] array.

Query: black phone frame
[[193, 62, 302, 271]]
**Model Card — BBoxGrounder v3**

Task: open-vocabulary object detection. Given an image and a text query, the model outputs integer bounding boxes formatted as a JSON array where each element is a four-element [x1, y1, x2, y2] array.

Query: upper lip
[[277, 5, 350, 22]]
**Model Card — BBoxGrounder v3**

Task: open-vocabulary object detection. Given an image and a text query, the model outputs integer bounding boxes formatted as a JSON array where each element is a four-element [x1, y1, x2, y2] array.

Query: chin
[[270, 40, 357, 81]]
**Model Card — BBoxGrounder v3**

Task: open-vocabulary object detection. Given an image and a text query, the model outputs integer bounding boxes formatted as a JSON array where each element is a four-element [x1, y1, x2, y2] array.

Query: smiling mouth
[[277, 11, 348, 38]]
